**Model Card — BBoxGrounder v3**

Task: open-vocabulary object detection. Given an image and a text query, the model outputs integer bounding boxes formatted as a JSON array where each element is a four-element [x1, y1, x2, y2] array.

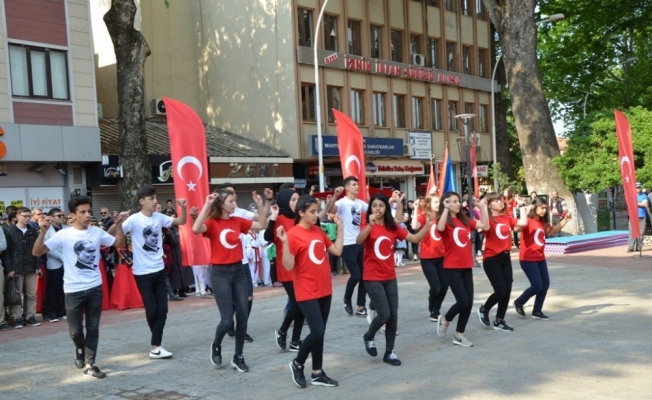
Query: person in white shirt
[[33, 196, 128, 379], [114, 186, 187, 359], [43, 207, 68, 323]]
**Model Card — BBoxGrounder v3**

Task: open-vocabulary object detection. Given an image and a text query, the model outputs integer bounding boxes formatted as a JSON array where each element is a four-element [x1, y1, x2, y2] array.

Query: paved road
[[1, 246, 651, 399]]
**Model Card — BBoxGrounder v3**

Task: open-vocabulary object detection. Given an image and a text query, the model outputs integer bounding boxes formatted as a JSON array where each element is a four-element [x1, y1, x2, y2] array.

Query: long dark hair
[[206, 189, 235, 220], [294, 195, 319, 225], [484, 192, 503, 222], [366, 193, 397, 230], [527, 196, 551, 228], [436, 191, 470, 227]]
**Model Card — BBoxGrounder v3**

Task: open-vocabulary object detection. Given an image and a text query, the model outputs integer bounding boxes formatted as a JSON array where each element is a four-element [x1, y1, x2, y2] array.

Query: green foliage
[[554, 107, 652, 192], [490, 162, 524, 194]]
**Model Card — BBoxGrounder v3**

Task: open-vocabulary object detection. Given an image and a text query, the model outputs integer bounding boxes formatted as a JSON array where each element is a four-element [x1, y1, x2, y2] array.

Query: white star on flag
[[186, 180, 197, 191]]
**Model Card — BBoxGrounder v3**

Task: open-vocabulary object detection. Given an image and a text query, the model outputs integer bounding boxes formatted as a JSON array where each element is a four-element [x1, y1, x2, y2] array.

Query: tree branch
[[483, 0, 503, 30]]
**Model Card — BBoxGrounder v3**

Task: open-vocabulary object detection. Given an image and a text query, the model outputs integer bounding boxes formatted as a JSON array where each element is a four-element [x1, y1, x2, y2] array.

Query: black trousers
[[342, 244, 366, 307], [444, 269, 474, 334], [420, 257, 448, 316], [134, 268, 169, 347], [365, 280, 398, 352], [482, 252, 513, 320], [211, 263, 249, 355], [65, 285, 103, 365], [280, 281, 305, 343], [44, 267, 65, 318], [296, 295, 331, 371]]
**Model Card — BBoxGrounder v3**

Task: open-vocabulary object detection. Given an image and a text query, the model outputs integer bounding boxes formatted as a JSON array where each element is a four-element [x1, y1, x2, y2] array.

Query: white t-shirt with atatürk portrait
[[122, 211, 174, 275]]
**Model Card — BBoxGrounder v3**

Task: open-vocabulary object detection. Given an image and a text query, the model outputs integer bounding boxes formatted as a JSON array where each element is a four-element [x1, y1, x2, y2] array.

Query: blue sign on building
[[311, 135, 404, 157]]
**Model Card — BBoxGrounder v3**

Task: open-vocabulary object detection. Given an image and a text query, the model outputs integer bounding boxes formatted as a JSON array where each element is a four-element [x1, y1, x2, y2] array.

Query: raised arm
[[406, 216, 432, 243], [327, 215, 344, 256], [437, 198, 451, 232], [326, 187, 344, 213], [251, 191, 268, 230], [515, 206, 529, 228], [263, 205, 279, 242], [549, 213, 572, 235], [192, 194, 217, 234], [356, 213, 376, 245], [277, 226, 294, 271], [172, 199, 187, 226], [111, 211, 130, 248], [32, 216, 52, 257], [474, 199, 489, 231]]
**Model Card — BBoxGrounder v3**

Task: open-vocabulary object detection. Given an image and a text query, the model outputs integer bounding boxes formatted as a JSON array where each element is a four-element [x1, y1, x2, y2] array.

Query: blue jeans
[[211, 263, 249, 355], [134, 268, 169, 346], [515, 260, 550, 313], [342, 244, 366, 307], [65, 285, 103, 365]]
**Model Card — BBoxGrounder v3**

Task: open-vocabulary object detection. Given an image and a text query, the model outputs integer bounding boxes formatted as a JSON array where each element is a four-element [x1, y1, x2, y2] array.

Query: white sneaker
[[366, 309, 376, 325], [149, 346, 173, 359], [437, 316, 447, 338], [452, 334, 474, 347]]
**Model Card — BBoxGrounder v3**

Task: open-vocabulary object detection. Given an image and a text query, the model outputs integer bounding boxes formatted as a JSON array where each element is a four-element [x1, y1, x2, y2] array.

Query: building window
[[373, 92, 386, 127], [350, 89, 364, 124], [327, 86, 341, 123], [370, 25, 383, 59], [476, 0, 485, 19], [465, 102, 475, 130], [428, 38, 439, 68], [393, 94, 406, 128], [301, 83, 316, 122], [348, 20, 362, 56], [478, 49, 486, 78], [324, 15, 338, 52], [412, 97, 424, 129], [479, 104, 488, 132], [431, 99, 442, 130], [297, 8, 313, 47], [461, 0, 472, 16], [391, 30, 403, 62], [445, 0, 455, 11], [410, 34, 422, 56], [428, 0, 439, 6], [463, 46, 471, 75], [9, 44, 69, 100], [446, 42, 456, 72], [448, 101, 458, 131]]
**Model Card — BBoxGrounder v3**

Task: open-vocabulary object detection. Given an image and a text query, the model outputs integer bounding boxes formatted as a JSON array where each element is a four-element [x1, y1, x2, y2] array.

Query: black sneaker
[[14, 318, 24, 329], [532, 311, 551, 320], [83, 365, 106, 379], [25, 317, 41, 327], [514, 301, 526, 318], [477, 305, 490, 327], [343, 299, 353, 315], [311, 370, 339, 386], [493, 321, 514, 332], [356, 307, 368, 316], [363, 333, 377, 357], [429, 312, 439, 322], [231, 354, 249, 372], [275, 329, 287, 350], [383, 350, 402, 366], [210, 343, 222, 366], [0, 322, 10, 331], [75, 348, 85, 369], [289, 340, 303, 352], [245, 333, 254, 343], [289, 360, 306, 388]]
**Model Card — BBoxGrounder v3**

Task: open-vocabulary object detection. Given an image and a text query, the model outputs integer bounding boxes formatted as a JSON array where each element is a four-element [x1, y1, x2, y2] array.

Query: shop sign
[[476, 165, 489, 177], [27, 187, 65, 212], [228, 162, 280, 178], [408, 131, 432, 160], [155, 160, 174, 183], [0, 188, 27, 214], [294, 179, 307, 189], [311, 135, 403, 157], [365, 161, 425, 176]]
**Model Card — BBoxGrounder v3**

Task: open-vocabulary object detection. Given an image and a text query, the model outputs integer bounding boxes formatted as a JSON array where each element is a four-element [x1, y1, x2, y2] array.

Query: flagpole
[[314, 0, 331, 192]]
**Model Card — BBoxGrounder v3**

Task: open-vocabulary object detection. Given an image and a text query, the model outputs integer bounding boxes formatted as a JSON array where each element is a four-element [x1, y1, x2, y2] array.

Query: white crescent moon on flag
[[308, 240, 325, 264], [374, 236, 392, 260], [620, 156, 632, 182], [219, 229, 237, 249], [453, 227, 468, 247], [344, 155, 361, 176], [430, 224, 441, 241], [495, 223, 510, 240], [177, 156, 203, 181], [534, 228, 545, 247]]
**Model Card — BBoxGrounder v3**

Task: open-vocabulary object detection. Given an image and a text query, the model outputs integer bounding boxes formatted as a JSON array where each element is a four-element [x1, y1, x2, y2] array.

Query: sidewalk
[[1, 246, 651, 399]]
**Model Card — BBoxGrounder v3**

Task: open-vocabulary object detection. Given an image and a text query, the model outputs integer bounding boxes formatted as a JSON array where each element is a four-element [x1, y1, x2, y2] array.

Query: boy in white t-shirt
[[117, 186, 187, 359], [33, 196, 128, 379]]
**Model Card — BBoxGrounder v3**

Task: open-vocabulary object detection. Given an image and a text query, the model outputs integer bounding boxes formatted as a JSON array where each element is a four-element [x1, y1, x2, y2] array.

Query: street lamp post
[[490, 13, 565, 190], [313, 0, 331, 192], [456, 113, 480, 267]]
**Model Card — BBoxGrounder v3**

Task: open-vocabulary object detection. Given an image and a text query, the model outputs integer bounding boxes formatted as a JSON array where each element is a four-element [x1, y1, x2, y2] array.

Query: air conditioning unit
[[403, 144, 413, 156], [411, 53, 425, 67], [151, 98, 166, 116]]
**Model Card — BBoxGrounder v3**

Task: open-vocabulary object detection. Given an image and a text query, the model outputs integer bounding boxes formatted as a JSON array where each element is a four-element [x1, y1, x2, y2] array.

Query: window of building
[[301, 83, 316, 122], [431, 99, 442, 130], [461, 0, 472, 16], [465, 102, 475, 130], [391, 30, 403, 62], [446, 42, 456, 72], [479, 104, 488, 132], [445, 0, 455, 11], [428, 0, 439, 6], [412, 97, 424, 129], [478, 49, 486, 77], [463, 46, 471, 75], [370, 25, 383, 59], [476, 0, 485, 19], [297, 8, 313, 47], [324, 15, 338, 52], [373, 92, 386, 127], [448, 101, 458, 131], [410, 34, 422, 56], [428, 38, 439, 68], [327, 86, 341, 123], [350, 89, 364, 124], [393, 94, 406, 128], [348, 20, 362, 56], [9, 44, 69, 100]]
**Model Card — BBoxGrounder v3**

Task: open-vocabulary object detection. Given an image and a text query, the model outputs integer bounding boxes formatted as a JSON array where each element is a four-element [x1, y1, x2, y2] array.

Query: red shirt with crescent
[[503, 199, 517, 217], [203, 217, 253, 265], [441, 218, 477, 269], [363, 224, 408, 281], [287, 224, 333, 301], [519, 218, 546, 261], [272, 215, 296, 283], [483, 216, 518, 259], [418, 214, 444, 259]]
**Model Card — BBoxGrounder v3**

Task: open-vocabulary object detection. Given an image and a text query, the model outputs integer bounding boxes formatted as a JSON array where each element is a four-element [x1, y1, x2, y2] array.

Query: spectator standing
[[627, 183, 648, 253], [548, 191, 568, 238], [322, 212, 340, 277], [405, 200, 418, 259], [0, 225, 8, 330], [30, 207, 43, 230], [100, 207, 114, 231], [43, 208, 68, 322]]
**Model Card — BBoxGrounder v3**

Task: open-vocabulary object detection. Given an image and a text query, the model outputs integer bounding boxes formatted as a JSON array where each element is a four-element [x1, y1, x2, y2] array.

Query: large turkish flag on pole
[[615, 110, 640, 239], [333, 109, 367, 201], [164, 97, 211, 265], [436, 147, 449, 196], [425, 162, 436, 196], [471, 132, 479, 198]]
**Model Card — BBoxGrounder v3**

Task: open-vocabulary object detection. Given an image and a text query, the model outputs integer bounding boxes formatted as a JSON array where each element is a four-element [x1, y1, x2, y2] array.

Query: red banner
[[471, 132, 479, 198], [426, 162, 436, 196], [615, 110, 640, 238], [164, 97, 212, 265], [436, 147, 448, 197], [333, 109, 367, 201]]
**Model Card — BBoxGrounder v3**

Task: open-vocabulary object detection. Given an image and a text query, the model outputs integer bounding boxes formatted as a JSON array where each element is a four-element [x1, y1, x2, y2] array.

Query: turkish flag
[[164, 97, 212, 265], [471, 132, 479, 198], [426, 162, 436, 196], [436, 147, 449, 196], [333, 109, 367, 201], [615, 110, 640, 238]]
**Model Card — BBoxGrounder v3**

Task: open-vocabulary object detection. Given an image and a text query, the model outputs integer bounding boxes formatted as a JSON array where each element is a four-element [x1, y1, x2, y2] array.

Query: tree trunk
[[484, 0, 584, 235], [104, 0, 151, 212], [490, 26, 515, 180]]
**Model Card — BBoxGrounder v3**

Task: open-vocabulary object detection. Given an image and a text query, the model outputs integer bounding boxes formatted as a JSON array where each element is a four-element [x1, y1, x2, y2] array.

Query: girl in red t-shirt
[[412, 194, 448, 322], [277, 196, 343, 389], [435, 192, 488, 347], [477, 192, 528, 332], [513, 197, 572, 320], [357, 193, 430, 367], [192, 189, 268, 373]]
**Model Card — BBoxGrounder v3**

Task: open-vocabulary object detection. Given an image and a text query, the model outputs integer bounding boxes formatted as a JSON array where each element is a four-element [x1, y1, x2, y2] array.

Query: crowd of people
[[0, 180, 573, 387]]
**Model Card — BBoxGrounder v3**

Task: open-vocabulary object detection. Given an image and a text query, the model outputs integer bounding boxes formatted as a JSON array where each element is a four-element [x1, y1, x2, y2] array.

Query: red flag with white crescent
[[333, 109, 367, 201], [426, 162, 436, 196], [163, 97, 212, 265], [436, 147, 448, 196], [614, 110, 640, 238], [471, 132, 479, 198]]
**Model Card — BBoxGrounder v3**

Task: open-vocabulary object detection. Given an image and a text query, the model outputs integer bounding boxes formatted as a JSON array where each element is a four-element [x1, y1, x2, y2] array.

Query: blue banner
[[311, 135, 404, 157]]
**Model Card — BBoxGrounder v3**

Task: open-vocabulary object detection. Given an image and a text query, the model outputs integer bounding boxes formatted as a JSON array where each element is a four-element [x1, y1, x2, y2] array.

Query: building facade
[[0, 0, 100, 215]]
